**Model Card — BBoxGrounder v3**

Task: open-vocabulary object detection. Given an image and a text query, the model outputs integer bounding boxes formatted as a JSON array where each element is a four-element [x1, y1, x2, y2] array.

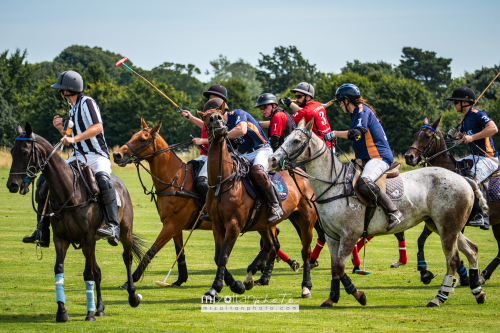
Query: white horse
[[269, 118, 485, 307]]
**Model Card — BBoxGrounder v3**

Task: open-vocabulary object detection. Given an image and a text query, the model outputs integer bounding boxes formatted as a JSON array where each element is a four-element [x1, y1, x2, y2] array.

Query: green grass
[[1, 168, 499, 332]]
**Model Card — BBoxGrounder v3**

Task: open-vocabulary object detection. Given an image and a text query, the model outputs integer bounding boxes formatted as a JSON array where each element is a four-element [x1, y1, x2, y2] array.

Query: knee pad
[[194, 176, 208, 196], [95, 172, 115, 204], [357, 178, 380, 199]]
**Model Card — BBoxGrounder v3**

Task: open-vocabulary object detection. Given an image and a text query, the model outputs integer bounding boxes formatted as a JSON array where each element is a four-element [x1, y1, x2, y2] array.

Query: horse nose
[[404, 153, 413, 165], [113, 151, 123, 162], [270, 157, 277, 168], [6, 180, 19, 193]]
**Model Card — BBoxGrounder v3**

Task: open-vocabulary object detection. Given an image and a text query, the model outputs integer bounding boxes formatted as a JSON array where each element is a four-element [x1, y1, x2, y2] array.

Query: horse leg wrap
[[260, 262, 274, 285], [133, 246, 156, 281], [398, 241, 407, 264], [457, 261, 468, 278], [55, 273, 65, 304], [212, 266, 225, 292], [329, 278, 340, 303], [417, 251, 427, 272], [482, 257, 500, 281], [177, 259, 188, 282], [469, 269, 482, 295], [302, 262, 312, 290], [85, 281, 96, 312], [340, 273, 357, 295], [224, 269, 236, 287], [311, 239, 325, 260], [436, 275, 457, 304]]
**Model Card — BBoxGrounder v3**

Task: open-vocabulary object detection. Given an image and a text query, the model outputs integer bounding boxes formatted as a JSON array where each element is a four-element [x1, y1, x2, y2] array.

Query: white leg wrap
[[471, 286, 483, 295], [441, 275, 458, 293]]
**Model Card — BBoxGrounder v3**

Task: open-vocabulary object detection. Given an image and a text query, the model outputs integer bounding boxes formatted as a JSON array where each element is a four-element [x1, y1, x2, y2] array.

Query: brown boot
[[249, 165, 283, 224]]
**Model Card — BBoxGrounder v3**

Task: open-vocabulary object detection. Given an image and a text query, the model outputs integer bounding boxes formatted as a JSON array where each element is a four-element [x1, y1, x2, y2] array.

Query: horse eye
[[425, 135, 431, 139], [22, 150, 29, 156], [293, 139, 300, 144]]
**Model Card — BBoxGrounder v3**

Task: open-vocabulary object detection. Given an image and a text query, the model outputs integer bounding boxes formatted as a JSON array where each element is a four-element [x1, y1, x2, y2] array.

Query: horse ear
[[25, 122, 33, 136], [16, 123, 23, 136], [141, 118, 148, 129], [220, 101, 226, 113], [423, 116, 429, 126], [297, 118, 306, 128], [306, 119, 314, 132], [150, 121, 162, 135], [197, 110, 206, 120], [431, 116, 442, 129]]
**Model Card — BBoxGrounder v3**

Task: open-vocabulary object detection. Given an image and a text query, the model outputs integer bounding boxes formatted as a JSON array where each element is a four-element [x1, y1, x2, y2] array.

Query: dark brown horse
[[6, 123, 144, 322], [198, 107, 316, 301], [405, 116, 500, 285], [113, 119, 301, 290]]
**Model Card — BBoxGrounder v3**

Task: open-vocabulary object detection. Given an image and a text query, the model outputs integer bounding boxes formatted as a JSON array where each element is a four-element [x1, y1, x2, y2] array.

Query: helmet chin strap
[[60, 90, 78, 106], [342, 98, 350, 112]]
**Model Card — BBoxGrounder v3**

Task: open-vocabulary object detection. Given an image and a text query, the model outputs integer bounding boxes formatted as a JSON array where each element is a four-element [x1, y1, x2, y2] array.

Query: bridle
[[278, 128, 327, 170], [124, 128, 200, 208], [409, 125, 461, 167]]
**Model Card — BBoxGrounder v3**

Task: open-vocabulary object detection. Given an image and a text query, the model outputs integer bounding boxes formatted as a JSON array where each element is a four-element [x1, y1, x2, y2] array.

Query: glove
[[279, 97, 292, 107], [324, 131, 336, 141], [447, 127, 458, 140]]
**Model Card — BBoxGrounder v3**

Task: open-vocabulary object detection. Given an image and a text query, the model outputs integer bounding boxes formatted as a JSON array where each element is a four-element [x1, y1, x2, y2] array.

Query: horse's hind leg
[[93, 257, 105, 317], [295, 211, 314, 299], [481, 223, 500, 283], [245, 247, 268, 290], [456, 233, 485, 303], [82, 235, 98, 321], [255, 229, 277, 287], [203, 222, 225, 301], [171, 232, 189, 287], [53, 233, 70, 322], [417, 224, 436, 284]]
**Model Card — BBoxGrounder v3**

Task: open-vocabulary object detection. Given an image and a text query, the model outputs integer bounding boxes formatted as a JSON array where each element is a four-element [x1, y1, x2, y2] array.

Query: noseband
[[409, 126, 441, 165], [279, 128, 326, 170]]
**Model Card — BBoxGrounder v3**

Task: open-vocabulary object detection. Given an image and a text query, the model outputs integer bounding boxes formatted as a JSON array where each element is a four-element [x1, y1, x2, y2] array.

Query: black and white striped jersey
[[69, 93, 109, 159]]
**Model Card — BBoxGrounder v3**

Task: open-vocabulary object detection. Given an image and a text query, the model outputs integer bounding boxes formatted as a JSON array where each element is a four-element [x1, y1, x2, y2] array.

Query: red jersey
[[269, 111, 288, 137], [200, 125, 209, 156], [291, 101, 333, 148]]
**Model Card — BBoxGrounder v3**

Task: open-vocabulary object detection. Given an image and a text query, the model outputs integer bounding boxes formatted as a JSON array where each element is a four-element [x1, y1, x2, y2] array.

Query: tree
[[465, 65, 500, 103], [341, 60, 399, 77], [209, 55, 262, 98], [398, 47, 452, 96], [257, 46, 318, 95], [149, 62, 205, 102]]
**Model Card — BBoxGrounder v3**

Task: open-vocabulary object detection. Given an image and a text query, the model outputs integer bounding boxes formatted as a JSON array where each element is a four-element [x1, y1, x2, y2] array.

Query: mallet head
[[115, 57, 129, 67]]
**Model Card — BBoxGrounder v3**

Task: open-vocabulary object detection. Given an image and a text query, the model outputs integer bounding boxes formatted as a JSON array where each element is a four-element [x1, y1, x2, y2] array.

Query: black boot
[[95, 172, 120, 246], [195, 176, 211, 221], [357, 177, 404, 231], [249, 165, 283, 224]]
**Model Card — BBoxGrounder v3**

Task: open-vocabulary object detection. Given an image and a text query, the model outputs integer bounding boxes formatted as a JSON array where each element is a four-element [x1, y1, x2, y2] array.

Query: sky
[[1, 0, 499, 81]]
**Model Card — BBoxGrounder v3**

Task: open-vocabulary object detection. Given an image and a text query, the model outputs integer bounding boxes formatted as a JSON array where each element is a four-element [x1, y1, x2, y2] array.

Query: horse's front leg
[[321, 232, 366, 307], [53, 232, 70, 322], [254, 229, 276, 287], [172, 232, 189, 287], [82, 235, 97, 321], [203, 222, 225, 302]]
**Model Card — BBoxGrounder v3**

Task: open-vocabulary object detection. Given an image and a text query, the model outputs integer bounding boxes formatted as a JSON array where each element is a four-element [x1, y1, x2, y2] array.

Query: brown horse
[[405, 116, 500, 285], [113, 119, 299, 289], [198, 107, 316, 301], [6, 123, 144, 322]]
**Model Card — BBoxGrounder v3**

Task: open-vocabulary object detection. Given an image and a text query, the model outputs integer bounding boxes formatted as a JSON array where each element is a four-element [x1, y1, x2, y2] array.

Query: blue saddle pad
[[242, 172, 289, 201]]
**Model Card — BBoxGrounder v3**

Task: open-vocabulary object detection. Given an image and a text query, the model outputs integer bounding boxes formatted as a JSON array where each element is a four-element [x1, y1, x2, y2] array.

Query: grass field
[[1, 167, 500, 332]]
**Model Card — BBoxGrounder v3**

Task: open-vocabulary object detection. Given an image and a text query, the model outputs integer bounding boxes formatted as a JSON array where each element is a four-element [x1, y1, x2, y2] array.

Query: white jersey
[[69, 94, 109, 159]]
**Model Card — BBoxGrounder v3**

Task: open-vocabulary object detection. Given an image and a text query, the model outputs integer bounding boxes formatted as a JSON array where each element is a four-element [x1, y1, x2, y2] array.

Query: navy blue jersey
[[460, 107, 498, 157], [350, 104, 393, 166], [227, 110, 269, 153]]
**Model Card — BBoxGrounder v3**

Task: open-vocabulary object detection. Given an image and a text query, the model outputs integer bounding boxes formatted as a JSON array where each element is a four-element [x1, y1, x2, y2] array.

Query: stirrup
[[96, 224, 119, 239], [200, 215, 211, 222], [466, 214, 486, 227], [386, 211, 404, 231]]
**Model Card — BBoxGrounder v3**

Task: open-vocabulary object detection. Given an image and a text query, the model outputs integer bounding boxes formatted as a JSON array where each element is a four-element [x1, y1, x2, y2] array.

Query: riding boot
[[357, 177, 404, 231], [95, 172, 120, 246], [249, 165, 283, 224], [195, 176, 211, 221]]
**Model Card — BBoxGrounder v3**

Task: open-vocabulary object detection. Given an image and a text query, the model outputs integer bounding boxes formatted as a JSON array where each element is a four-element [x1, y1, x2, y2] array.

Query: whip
[[115, 57, 184, 114], [155, 205, 206, 287]]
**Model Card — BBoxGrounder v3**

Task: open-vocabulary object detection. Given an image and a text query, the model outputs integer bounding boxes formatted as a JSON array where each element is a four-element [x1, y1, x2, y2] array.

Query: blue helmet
[[334, 84, 361, 102]]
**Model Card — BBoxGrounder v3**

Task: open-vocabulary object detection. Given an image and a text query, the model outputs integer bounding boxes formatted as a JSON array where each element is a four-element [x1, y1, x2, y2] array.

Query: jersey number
[[319, 111, 327, 125], [357, 119, 363, 127], [274, 124, 277, 131]]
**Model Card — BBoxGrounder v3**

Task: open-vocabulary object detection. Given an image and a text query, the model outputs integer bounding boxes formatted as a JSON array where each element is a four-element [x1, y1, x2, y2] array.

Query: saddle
[[68, 161, 100, 197], [352, 159, 402, 207]]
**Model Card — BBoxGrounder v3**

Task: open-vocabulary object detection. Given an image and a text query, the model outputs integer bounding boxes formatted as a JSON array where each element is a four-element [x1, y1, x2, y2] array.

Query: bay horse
[[112, 119, 300, 290], [270, 118, 485, 307], [198, 107, 316, 302], [405, 116, 500, 285], [6, 123, 144, 322]]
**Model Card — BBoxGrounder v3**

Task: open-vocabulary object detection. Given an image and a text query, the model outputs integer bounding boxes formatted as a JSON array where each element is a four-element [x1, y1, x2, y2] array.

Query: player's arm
[[228, 121, 247, 139], [463, 121, 498, 143]]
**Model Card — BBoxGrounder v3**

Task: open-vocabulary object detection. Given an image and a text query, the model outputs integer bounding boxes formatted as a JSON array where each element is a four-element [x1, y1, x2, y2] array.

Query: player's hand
[[279, 97, 292, 107], [447, 128, 458, 140], [192, 137, 205, 145], [462, 135, 474, 144], [324, 131, 336, 141], [53, 115, 63, 131], [60, 136, 75, 146], [181, 110, 192, 120]]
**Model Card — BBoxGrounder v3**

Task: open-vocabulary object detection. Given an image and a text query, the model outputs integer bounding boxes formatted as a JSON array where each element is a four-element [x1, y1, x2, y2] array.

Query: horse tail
[[131, 232, 148, 266], [463, 177, 489, 215]]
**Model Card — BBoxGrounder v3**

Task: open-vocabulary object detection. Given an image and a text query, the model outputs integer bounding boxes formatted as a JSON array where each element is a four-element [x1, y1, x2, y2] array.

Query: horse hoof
[[310, 260, 319, 269], [426, 301, 440, 307], [130, 294, 142, 308], [230, 280, 246, 294], [290, 260, 300, 272], [119, 281, 128, 290], [301, 287, 311, 298], [85, 311, 96, 321], [420, 271, 435, 285], [352, 266, 360, 274], [354, 291, 367, 306], [254, 278, 269, 287], [320, 298, 334, 307], [171, 279, 186, 287], [475, 292, 486, 304], [243, 274, 254, 291], [95, 311, 105, 317], [56, 310, 69, 322], [202, 289, 218, 302]]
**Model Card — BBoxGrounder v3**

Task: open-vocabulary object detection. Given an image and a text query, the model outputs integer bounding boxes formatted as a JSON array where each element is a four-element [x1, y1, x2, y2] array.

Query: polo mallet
[[355, 237, 371, 275], [155, 204, 206, 287], [291, 99, 335, 108], [115, 57, 184, 114], [452, 70, 500, 131], [60, 119, 74, 151]]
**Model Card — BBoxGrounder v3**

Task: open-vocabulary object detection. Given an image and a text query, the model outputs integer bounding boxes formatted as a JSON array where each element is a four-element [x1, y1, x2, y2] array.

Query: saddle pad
[[489, 177, 500, 202], [386, 176, 404, 200], [115, 189, 122, 207], [242, 172, 289, 201]]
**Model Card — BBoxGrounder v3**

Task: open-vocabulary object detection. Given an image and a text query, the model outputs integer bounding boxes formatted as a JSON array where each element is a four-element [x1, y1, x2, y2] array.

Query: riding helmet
[[203, 84, 228, 101], [334, 84, 361, 102], [446, 86, 476, 103], [290, 82, 315, 98], [203, 98, 226, 112], [254, 93, 278, 108], [51, 70, 84, 92]]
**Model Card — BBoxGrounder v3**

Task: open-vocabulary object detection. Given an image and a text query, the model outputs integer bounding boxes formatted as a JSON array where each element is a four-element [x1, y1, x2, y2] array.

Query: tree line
[[1, 45, 499, 155]]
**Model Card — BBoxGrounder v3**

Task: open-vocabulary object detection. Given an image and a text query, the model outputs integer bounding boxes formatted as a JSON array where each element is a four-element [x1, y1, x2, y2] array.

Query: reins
[[409, 126, 462, 167]]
